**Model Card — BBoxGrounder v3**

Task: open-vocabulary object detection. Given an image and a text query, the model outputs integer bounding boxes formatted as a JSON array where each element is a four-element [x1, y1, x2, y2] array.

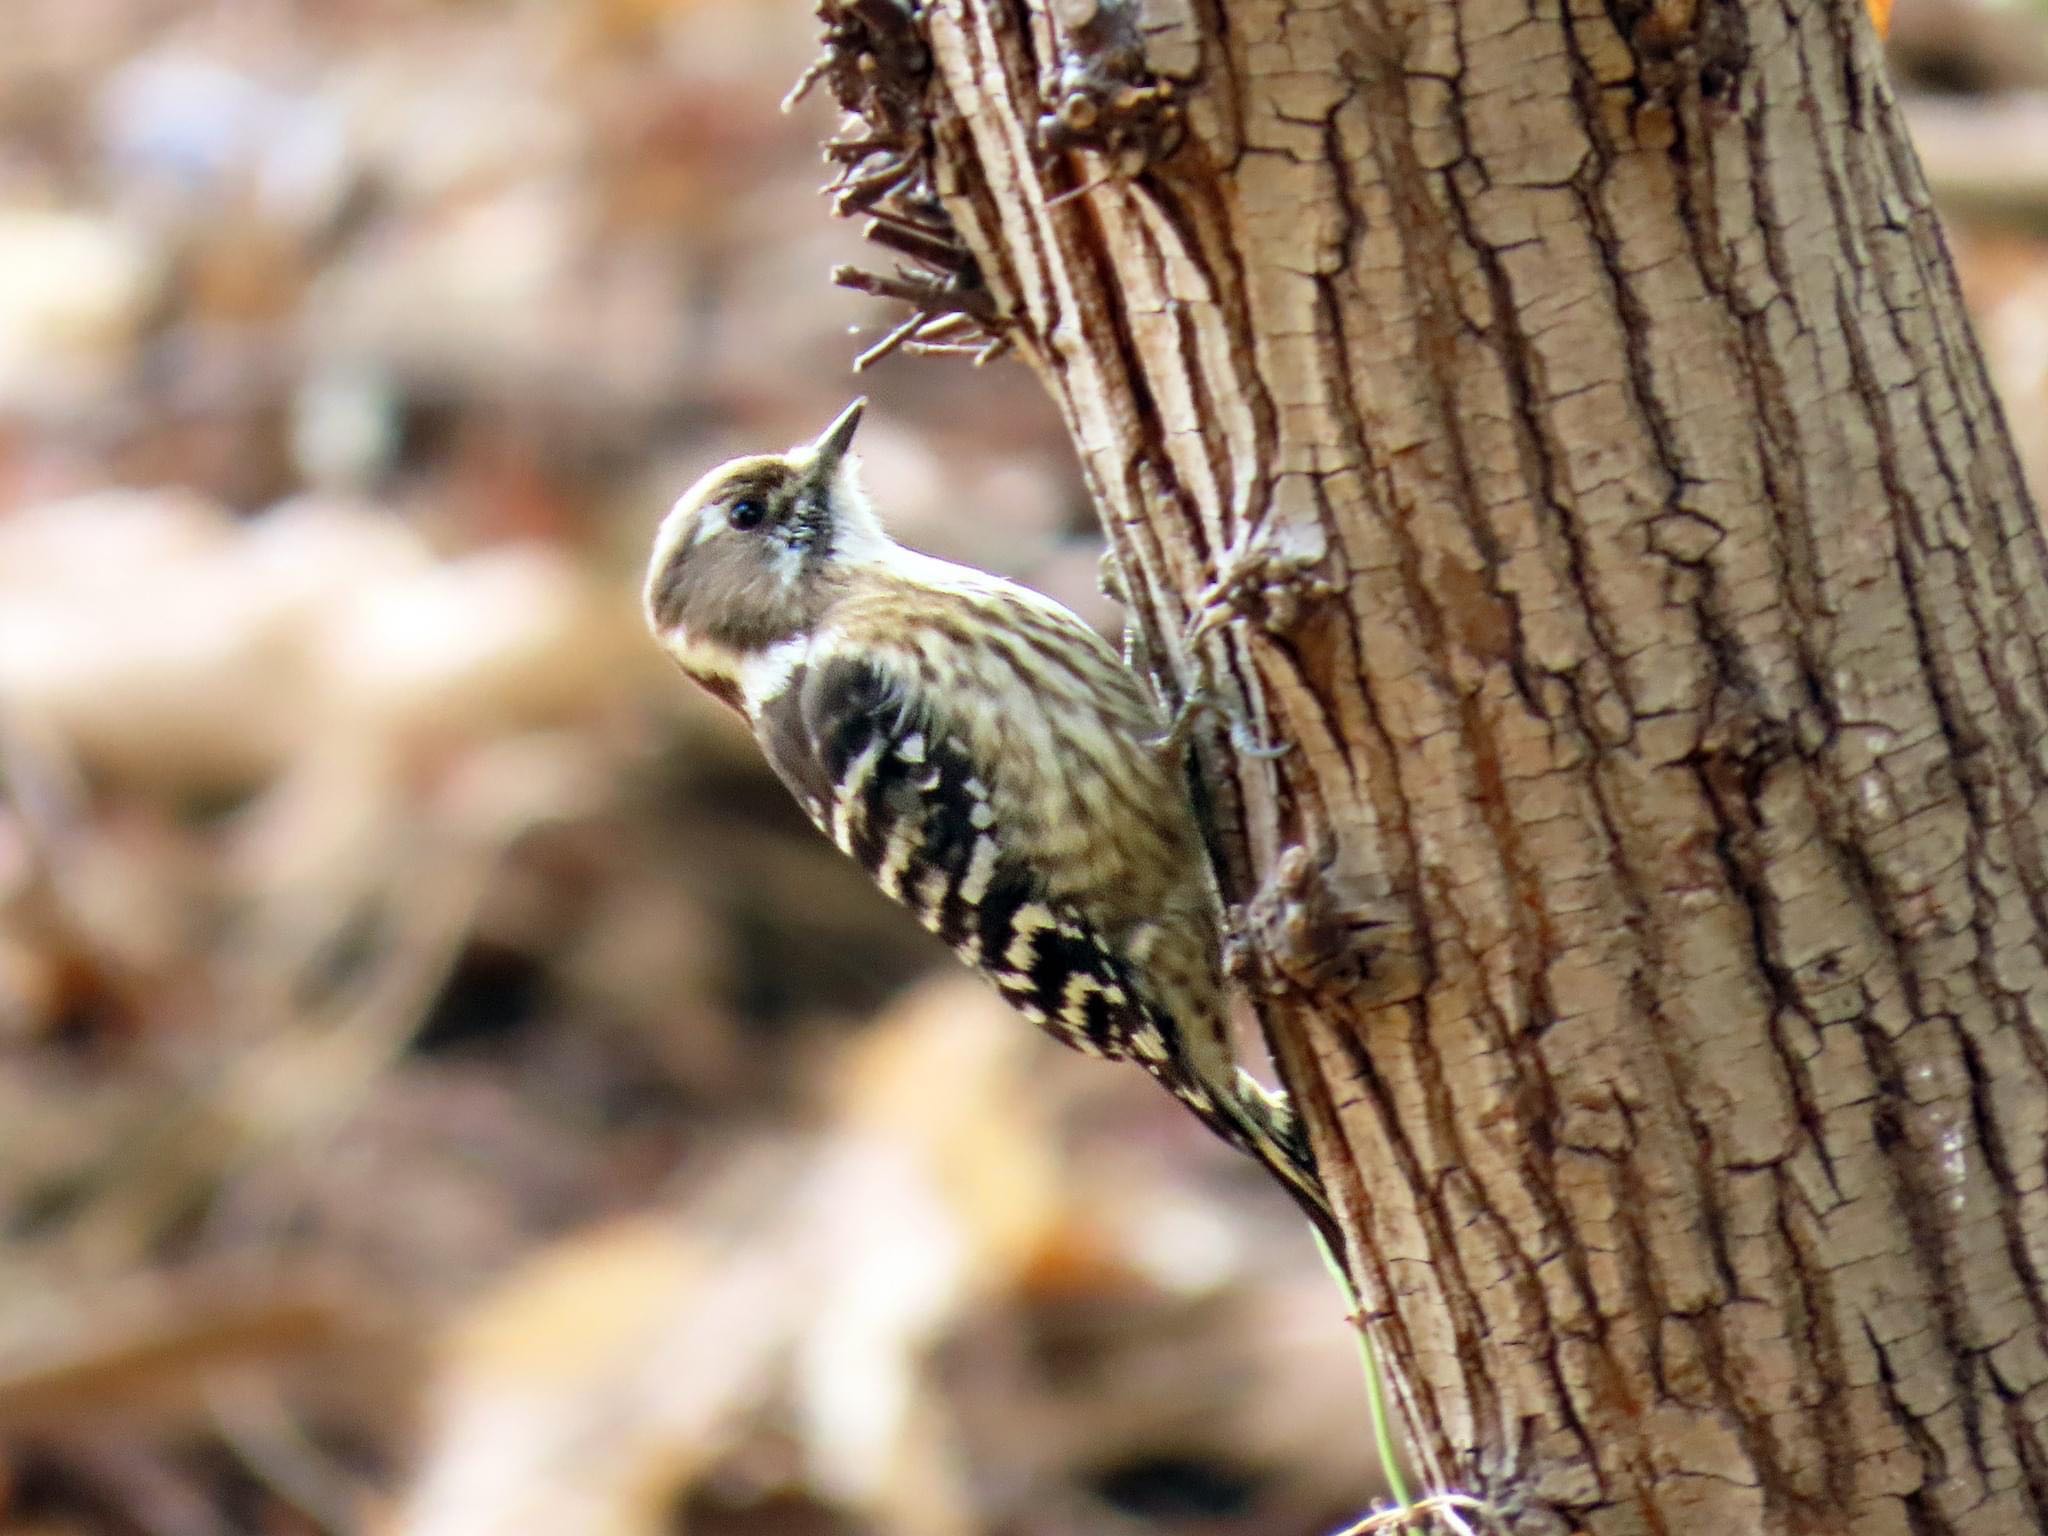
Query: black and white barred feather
[[762, 652, 1172, 1063]]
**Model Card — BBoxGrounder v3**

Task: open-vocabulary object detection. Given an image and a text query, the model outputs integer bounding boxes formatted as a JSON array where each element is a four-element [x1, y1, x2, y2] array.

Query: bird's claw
[[1146, 690, 1291, 760]]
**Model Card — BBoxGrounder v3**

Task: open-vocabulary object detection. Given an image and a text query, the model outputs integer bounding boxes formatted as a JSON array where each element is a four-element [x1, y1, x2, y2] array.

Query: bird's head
[[643, 398, 882, 681]]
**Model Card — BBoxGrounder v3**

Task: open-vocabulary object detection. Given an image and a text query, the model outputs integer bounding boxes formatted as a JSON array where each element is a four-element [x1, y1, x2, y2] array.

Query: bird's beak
[[806, 397, 867, 483]]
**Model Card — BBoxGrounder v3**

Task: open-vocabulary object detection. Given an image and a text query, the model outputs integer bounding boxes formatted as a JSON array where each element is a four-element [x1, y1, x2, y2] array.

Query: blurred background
[[0, 2, 2043, 1533]]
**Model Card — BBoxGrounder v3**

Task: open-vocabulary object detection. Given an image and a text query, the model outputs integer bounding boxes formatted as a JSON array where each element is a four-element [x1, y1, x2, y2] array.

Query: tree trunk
[[810, 0, 2048, 1528]]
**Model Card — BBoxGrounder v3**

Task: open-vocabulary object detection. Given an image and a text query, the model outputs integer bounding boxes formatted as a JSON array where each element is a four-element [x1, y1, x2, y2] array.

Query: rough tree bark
[[804, 0, 2048, 1529]]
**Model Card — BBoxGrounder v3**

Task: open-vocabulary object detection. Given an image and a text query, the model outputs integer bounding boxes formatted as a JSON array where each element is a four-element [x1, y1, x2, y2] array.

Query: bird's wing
[[754, 650, 1170, 1068], [757, 649, 1334, 1242]]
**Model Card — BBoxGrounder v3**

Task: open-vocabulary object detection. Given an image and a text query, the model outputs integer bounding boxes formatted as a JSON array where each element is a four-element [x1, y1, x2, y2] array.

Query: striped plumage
[[643, 400, 1331, 1241]]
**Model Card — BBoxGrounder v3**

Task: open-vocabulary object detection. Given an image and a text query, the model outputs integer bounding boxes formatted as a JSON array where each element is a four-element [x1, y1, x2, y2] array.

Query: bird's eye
[[728, 499, 767, 532]]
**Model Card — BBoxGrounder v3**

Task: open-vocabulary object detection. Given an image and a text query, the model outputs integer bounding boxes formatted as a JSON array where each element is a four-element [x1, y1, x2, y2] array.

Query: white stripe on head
[[690, 506, 730, 545], [644, 456, 767, 632]]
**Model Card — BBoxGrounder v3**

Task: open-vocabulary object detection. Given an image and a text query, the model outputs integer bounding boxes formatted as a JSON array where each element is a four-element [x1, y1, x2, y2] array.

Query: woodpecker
[[643, 400, 1333, 1242]]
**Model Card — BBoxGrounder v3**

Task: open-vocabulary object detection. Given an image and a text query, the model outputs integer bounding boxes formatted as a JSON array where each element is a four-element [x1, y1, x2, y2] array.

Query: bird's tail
[[1154, 1048, 1341, 1252], [1223, 1069, 1342, 1254], [1117, 982, 1340, 1250]]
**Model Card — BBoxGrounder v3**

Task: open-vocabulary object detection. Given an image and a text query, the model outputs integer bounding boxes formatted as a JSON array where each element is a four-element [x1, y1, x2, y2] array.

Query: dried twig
[[790, 0, 1012, 366]]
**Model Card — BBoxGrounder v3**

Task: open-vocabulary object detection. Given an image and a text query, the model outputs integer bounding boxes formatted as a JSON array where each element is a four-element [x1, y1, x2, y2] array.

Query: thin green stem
[[1315, 1227, 1412, 1513]]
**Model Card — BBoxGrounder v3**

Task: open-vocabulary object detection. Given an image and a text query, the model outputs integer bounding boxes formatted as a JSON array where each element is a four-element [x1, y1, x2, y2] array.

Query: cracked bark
[[832, 0, 2048, 1528]]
